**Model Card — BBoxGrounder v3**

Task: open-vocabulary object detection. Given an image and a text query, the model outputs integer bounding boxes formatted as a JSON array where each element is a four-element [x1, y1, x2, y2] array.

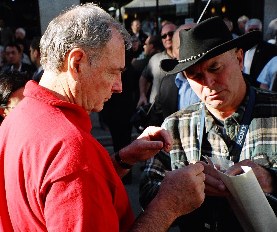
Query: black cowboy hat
[[160, 16, 261, 74]]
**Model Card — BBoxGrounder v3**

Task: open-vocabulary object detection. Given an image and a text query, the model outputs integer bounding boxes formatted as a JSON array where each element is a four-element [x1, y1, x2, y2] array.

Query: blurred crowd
[[0, 18, 43, 82]]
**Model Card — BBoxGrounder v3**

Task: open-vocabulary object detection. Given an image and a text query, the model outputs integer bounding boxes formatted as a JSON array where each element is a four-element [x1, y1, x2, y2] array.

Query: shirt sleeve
[[257, 57, 277, 89], [139, 151, 172, 210], [257, 64, 271, 85]]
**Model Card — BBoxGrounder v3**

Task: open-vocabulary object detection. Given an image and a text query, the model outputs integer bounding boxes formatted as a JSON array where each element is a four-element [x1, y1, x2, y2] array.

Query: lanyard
[[198, 102, 206, 160], [230, 87, 256, 162], [199, 87, 256, 162]]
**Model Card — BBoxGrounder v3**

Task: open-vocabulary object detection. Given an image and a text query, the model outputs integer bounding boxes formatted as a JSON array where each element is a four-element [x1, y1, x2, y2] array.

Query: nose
[[203, 73, 216, 87], [112, 76, 123, 93]]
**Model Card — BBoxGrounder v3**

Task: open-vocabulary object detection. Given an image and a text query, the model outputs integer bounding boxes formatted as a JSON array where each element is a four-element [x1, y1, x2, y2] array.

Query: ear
[[149, 43, 154, 51], [67, 48, 85, 79], [33, 49, 39, 58], [235, 48, 244, 71]]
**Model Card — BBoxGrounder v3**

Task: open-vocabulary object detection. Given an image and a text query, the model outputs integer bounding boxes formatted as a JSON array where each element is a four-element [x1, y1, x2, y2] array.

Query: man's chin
[[205, 100, 224, 109], [94, 107, 103, 113], [89, 104, 104, 113]]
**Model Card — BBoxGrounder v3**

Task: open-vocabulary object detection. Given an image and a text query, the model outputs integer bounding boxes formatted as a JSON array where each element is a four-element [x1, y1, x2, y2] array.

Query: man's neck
[[206, 107, 235, 121], [39, 71, 72, 103]]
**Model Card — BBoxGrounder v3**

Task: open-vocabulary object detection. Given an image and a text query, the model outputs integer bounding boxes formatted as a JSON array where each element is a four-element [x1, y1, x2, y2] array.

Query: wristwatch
[[114, 152, 133, 169]]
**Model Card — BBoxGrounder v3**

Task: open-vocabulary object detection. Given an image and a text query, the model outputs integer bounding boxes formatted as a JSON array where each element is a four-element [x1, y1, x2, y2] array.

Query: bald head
[[172, 23, 196, 59], [245, 18, 262, 33]]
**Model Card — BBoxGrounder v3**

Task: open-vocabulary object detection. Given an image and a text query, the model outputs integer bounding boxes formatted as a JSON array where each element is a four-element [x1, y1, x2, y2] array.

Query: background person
[[243, 18, 277, 87], [129, 19, 148, 58], [266, 18, 277, 45], [0, 71, 28, 124], [146, 23, 199, 127], [237, 15, 249, 35], [29, 36, 43, 82], [132, 35, 163, 105], [137, 22, 177, 107], [14, 27, 29, 55], [257, 56, 277, 90], [2, 43, 34, 76]]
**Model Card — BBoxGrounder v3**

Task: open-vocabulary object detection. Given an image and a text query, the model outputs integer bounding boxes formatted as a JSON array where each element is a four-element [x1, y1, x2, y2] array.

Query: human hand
[[155, 163, 205, 217], [198, 161, 229, 197], [225, 159, 275, 193], [131, 163, 205, 231], [119, 126, 172, 165], [137, 95, 148, 108]]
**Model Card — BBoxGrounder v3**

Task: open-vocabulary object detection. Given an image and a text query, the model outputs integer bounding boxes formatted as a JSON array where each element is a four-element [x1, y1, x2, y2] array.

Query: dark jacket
[[2, 63, 34, 79], [248, 40, 277, 87], [147, 74, 178, 126]]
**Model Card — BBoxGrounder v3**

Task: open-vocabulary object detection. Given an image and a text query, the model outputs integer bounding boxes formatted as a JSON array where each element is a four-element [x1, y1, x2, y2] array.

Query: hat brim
[[160, 30, 261, 75]]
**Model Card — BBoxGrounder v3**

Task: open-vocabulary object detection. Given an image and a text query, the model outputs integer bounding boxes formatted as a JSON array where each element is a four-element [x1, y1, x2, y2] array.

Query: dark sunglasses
[[161, 31, 174, 39]]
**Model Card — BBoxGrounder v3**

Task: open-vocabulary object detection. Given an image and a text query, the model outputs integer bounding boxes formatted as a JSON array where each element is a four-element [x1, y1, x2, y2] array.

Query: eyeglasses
[[161, 31, 174, 39]]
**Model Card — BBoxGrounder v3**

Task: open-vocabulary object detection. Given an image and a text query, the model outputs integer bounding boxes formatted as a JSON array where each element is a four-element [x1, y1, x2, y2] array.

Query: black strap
[[199, 87, 256, 163], [114, 152, 133, 169]]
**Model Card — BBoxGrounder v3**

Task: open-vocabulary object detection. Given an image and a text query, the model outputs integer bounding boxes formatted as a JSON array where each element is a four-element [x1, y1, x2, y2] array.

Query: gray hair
[[15, 28, 26, 37], [40, 3, 131, 72], [237, 15, 249, 24], [266, 18, 277, 42]]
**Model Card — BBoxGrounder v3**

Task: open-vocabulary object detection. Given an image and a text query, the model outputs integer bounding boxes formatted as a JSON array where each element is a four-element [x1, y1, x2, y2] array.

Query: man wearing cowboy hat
[[140, 16, 277, 231]]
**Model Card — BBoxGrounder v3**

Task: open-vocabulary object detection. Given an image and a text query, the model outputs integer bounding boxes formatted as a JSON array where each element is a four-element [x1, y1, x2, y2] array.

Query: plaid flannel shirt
[[140, 87, 277, 208]]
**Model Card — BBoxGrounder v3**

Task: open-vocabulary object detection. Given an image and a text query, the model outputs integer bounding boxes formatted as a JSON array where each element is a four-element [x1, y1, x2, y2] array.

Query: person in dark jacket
[[243, 18, 277, 87]]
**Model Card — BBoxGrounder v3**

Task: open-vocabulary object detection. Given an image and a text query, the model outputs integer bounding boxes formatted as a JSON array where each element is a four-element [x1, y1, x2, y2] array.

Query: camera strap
[[230, 86, 256, 162]]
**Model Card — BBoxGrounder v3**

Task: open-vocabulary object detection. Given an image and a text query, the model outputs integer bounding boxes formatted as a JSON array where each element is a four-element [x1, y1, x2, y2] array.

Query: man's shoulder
[[160, 74, 176, 85], [255, 88, 277, 103], [149, 51, 169, 62], [253, 88, 277, 115], [164, 103, 201, 121], [268, 56, 277, 64]]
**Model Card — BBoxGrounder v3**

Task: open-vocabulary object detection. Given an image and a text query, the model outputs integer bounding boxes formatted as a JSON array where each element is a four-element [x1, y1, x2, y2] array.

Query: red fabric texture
[[0, 81, 134, 231]]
